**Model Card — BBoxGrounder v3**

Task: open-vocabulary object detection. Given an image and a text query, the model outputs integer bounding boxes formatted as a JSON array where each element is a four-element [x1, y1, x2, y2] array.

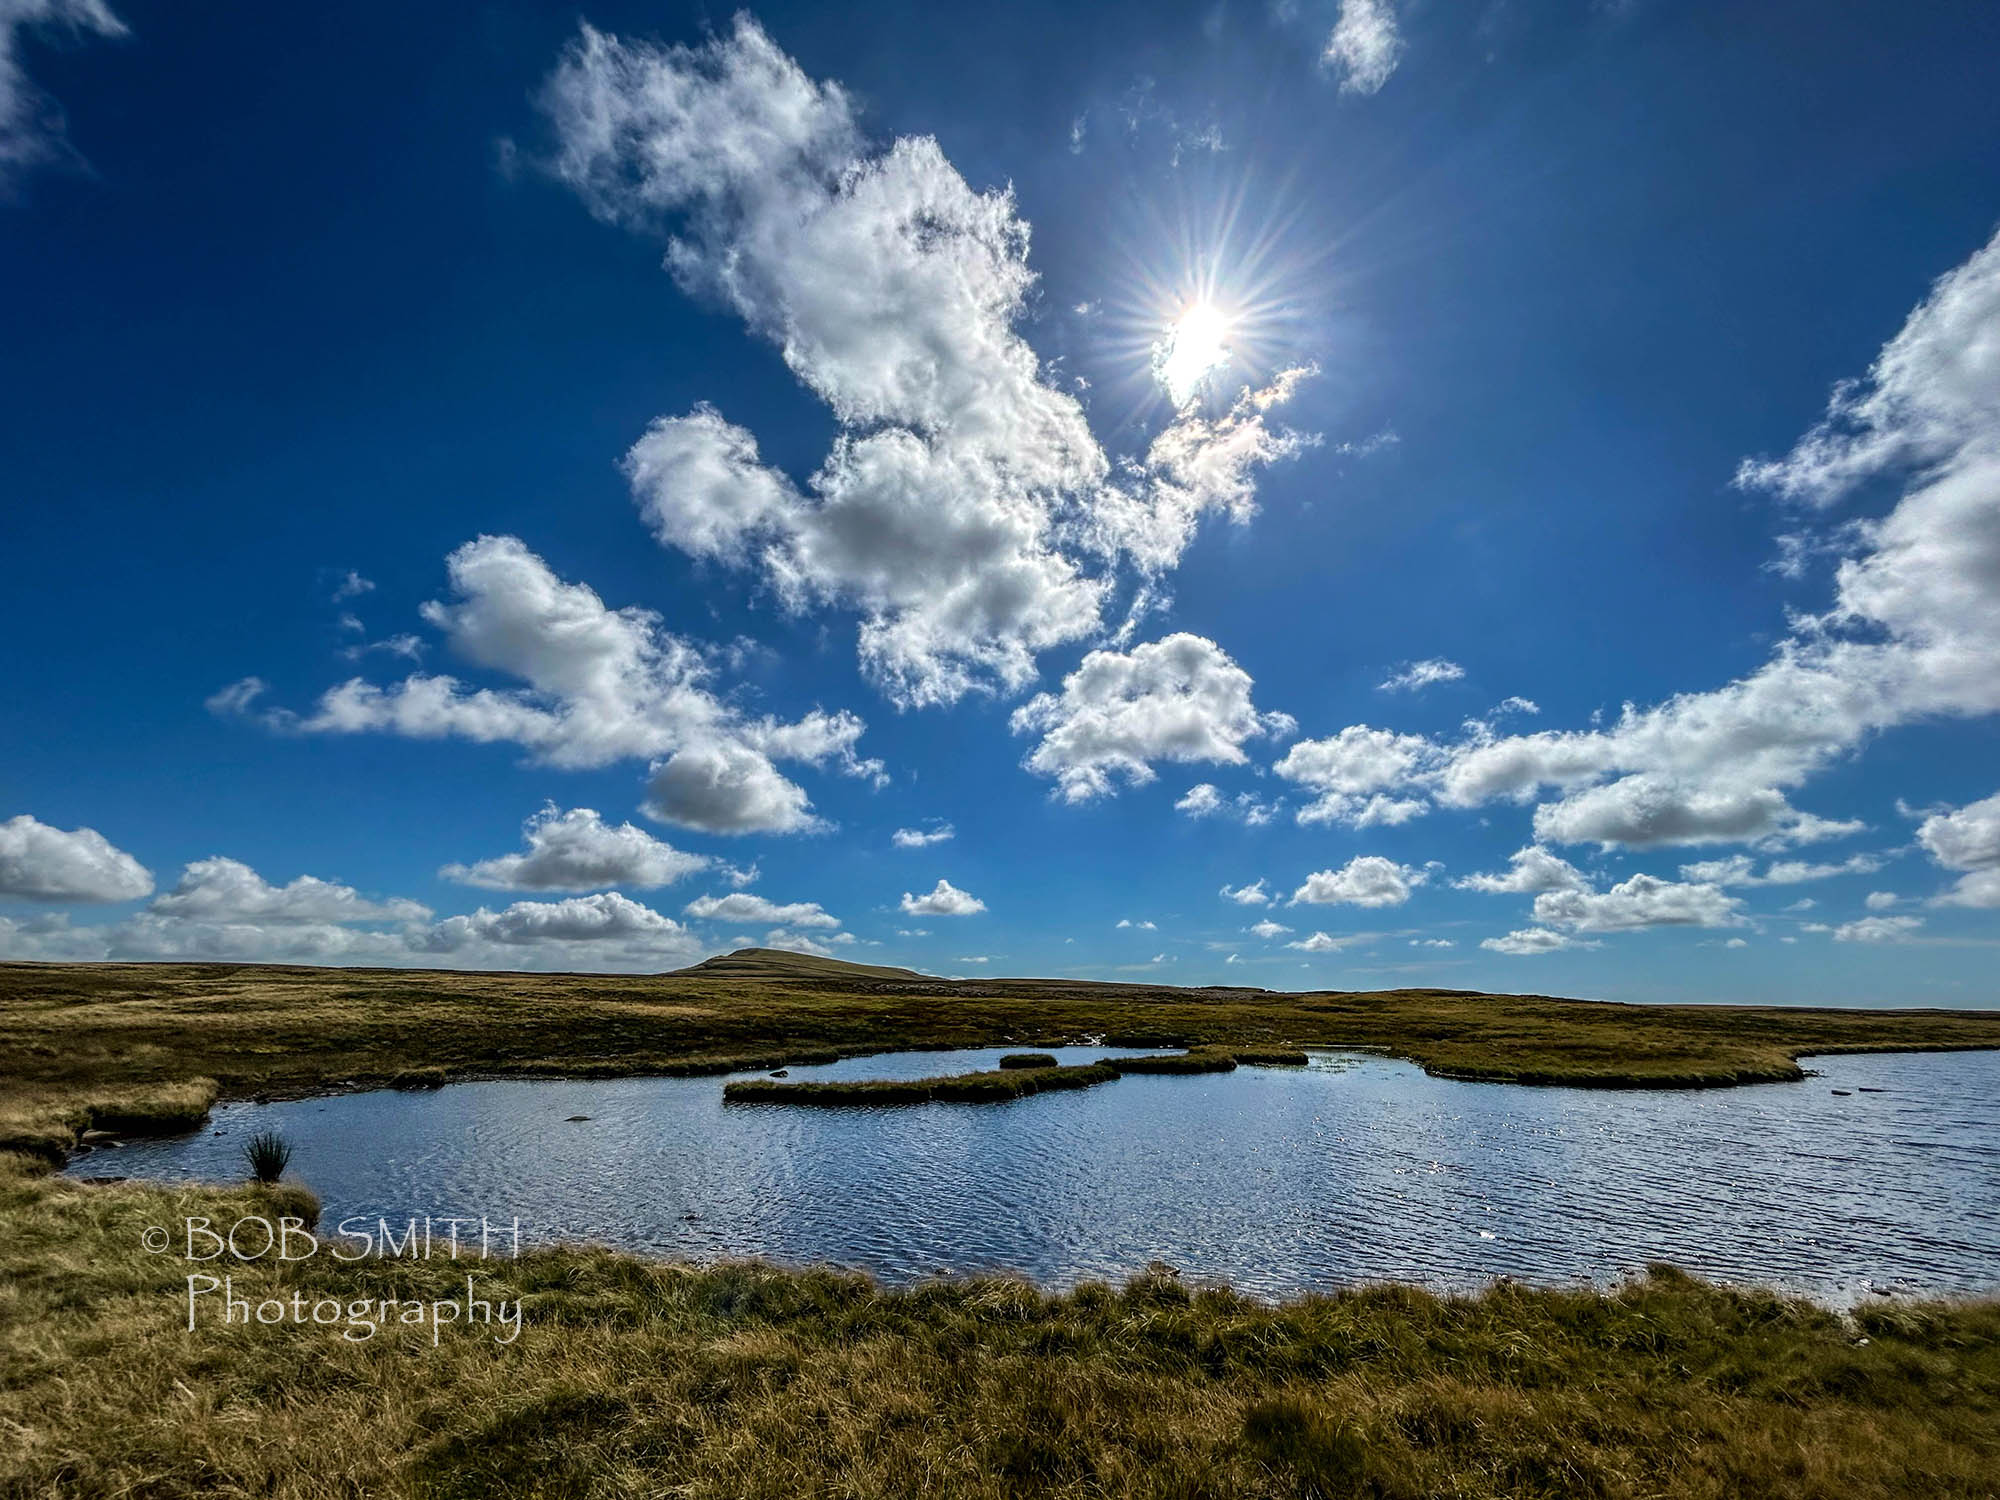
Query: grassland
[[4, 955, 1999, 1495], [3, 951, 1997, 1159], [2, 1151, 1996, 1498]]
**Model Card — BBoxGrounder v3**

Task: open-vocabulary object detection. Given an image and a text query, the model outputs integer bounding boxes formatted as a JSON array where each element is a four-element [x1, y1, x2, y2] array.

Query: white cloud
[[900, 878, 985, 916], [0, 852, 712, 973], [0, 814, 151, 902], [1272, 725, 1436, 828], [1376, 658, 1463, 694], [276, 536, 874, 835], [1864, 890, 1900, 910], [441, 805, 709, 891], [684, 891, 839, 929], [544, 18, 1310, 709], [1529, 775, 1861, 851], [1480, 928, 1596, 956], [1453, 846, 1587, 895], [1219, 879, 1270, 906], [1914, 789, 2000, 907], [1288, 930, 1365, 953], [891, 823, 955, 848], [1291, 856, 1426, 909], [1402, 227, 2000, 854], [1831, 914, 1925, 944], [643, 738, 824, 835], [1322, 0, 1403, 96], [1012, 634, 1293, 801], [331, 570, 374, 602], [1115, 917, 1157, 930], [1176, 782, 1279, 824], [205, 677, 267, 717], [1410, 938, 1455, 948], [0, 0, 123, 187], [1676, 852, 1883, 886], [1248, 919, 1291, 939], [1530, 873, 1744, 933], [150, 857, 430, 925]]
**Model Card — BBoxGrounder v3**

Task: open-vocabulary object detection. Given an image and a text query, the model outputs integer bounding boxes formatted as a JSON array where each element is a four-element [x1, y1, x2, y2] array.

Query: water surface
[[74, 1047, 2000, 1302]]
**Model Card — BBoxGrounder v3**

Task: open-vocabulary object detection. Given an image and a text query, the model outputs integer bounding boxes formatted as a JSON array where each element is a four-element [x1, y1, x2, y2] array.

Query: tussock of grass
[[243, 1129, 292, 1184], [1101, 1049, 1240, 1075], [725, 1062, 1121, 1106], [999, 1052, 1061, 1069], [1, 1155, 1995, 1498]]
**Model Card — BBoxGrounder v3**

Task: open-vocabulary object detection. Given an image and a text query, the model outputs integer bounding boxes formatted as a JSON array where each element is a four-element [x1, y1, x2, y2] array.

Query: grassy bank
[[2, 954, 1998, 1160], [723, 1061, 1121, 1106], [2, 1153, 1995, 1498]]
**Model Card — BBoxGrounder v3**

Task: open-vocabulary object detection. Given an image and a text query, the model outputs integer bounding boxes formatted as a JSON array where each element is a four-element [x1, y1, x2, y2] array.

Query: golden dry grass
[[1, 1155, 1995, 1499]]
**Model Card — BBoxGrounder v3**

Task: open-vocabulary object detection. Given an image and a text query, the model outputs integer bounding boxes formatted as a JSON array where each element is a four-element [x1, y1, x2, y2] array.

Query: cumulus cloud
[[1676, 852, 1882, 887], [891, 823, 954, 848], [0, 814, 152, 902], [1175, 783, 1279, 824], [1323, 0, 1403, 96], [543, 18, 1311, 709], [1377, 658, 1463, 694], [1265, 229, 2000, 860], [1012, 634, 1293, 801], [1288, 930, 1365, 952], [150, 857, 430, 925], [683, 891, 838, 929], [1914, 789, 2000, 907], [1219, 879, 1270, 906], [1274, 725, 1436, 828], [0, 0, 123, 188], [1291, 856, 1425, 909], [1248, 919, 1291, 939], [1530, 873, 1744, 933], [1831, 914, 1925, 943], [274, 535, 875, 835], [1116, 917, 1157, 930], [1480, 928, 1597, 956], [441, 805, 709, 891], [0, 851, 713, 973], [900, 878, 985, 916], [1453, 846, 1587, 895]]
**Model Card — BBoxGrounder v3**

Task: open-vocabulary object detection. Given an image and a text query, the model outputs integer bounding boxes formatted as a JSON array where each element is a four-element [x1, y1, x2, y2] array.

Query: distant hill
[[669, 947, 931, 983]]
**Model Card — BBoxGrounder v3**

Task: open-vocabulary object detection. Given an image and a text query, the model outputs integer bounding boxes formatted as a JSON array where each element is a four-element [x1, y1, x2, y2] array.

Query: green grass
[[1000, 1052, 1061, 1069], [1101, 1049, 1241, 1075], [724, 1062, 1121, 1106], [1, 955, 1996, 1159], [1, 1154, 1995, 1498]]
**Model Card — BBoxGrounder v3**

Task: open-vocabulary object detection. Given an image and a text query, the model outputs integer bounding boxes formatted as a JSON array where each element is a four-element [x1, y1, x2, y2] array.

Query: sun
[[1153, 301, 1234, 407]]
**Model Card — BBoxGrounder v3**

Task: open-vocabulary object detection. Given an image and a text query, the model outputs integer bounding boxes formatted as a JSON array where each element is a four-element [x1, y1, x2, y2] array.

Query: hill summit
[[669, 947, 930, 983]]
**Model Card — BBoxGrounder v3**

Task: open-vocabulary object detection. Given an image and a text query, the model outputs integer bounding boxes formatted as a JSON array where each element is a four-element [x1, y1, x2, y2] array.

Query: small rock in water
[[565, 1114, 591, 1123], [769, 1069, 788, 1078], [1831, 1089, 1852, 1096], [1858, 1086, 1888, 1093], [79, 1130, 116, 1144]]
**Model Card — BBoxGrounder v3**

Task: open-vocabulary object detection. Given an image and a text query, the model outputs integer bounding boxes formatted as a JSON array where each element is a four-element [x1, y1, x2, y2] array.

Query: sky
[[2, 0, 1998, 1004]]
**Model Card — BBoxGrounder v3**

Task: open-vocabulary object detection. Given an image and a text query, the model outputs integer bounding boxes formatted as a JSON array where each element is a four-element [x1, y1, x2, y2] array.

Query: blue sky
[[3, 0, 1998, 1003]]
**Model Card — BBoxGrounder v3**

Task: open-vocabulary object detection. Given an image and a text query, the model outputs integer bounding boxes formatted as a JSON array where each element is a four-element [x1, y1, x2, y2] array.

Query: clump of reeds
[[242, 1130, 292, 1184], [998, 1052, 1060, 1070]]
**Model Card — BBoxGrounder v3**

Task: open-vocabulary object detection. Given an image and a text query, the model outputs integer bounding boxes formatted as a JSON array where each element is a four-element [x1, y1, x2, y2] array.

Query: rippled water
[[72, 1047, 2000, 1302]]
